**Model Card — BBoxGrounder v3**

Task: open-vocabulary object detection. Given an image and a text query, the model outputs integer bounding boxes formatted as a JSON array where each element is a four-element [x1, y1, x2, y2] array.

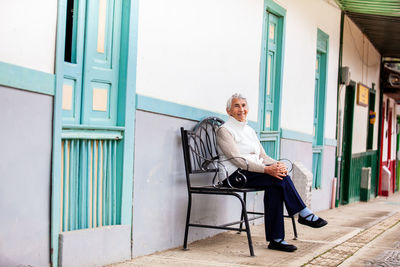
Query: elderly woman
[[216, 93, 327, 252]]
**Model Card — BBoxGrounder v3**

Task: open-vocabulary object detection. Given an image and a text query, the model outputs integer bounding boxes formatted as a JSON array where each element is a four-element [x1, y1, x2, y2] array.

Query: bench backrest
[[180, 117, 224, 187]]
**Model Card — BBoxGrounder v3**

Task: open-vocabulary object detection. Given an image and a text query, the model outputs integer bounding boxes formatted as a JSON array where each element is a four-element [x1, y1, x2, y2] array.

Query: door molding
[[258, 0, 286, 159], [340, 80, 356, 204], [51, 0, 138, 265]]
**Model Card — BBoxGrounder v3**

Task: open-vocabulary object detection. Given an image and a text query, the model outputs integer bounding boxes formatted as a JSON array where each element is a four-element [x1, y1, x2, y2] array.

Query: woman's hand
[[264, 162, 288, 180]]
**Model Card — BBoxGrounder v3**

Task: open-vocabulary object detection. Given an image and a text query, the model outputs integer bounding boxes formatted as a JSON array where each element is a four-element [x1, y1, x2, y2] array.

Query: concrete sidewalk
[[110, 193, 400, 267]]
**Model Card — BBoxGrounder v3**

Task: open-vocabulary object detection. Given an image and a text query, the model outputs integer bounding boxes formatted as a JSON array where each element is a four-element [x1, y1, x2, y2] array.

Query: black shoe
[[268, 240, 297, 252], [298, 214, 328, 228]]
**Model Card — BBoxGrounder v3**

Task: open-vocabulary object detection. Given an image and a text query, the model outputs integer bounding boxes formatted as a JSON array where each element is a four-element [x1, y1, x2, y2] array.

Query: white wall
[[382, 95, 397, 162], [0, 0, 57, 73], [341, 16, 381, 154], [136, 0, 341, 135], [135, 0, 264, 121], [276, 0, 341, 139]]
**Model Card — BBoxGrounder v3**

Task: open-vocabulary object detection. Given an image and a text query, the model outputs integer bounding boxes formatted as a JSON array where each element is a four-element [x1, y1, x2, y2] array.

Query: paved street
[[110, 193, 400, 267]]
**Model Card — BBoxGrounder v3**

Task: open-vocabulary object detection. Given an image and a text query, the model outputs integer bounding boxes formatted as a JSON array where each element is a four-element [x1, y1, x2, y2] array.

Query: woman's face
[[227, 98, 248, 122]]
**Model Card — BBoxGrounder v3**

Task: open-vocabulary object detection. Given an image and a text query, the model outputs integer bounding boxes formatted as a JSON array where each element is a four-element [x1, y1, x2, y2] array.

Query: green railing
[[60, 137, 121, 231], [344, 150, 378, 204]]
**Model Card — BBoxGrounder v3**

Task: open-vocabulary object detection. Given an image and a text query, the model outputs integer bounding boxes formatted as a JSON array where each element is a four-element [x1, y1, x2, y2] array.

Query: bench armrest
[[201, 156, 249, 189]]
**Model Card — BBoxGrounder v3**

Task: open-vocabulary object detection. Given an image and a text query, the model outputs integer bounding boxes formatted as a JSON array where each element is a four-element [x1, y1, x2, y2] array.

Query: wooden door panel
[[82, 0, 122, 126]]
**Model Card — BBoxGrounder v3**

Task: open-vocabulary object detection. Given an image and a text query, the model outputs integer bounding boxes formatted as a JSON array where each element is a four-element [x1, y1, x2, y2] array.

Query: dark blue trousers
[[224, 170, 306, 241]]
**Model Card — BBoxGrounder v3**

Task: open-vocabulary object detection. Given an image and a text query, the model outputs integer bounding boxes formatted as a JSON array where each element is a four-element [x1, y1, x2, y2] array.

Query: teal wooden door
[[81, 0, 121, 126], [312, 51, 327, 188], [60, 0, 124, 231], [259, 11, 283, 159], [262, 13, 278, 132], [313, 53, 321, 146], [312, 52, 323, 188]]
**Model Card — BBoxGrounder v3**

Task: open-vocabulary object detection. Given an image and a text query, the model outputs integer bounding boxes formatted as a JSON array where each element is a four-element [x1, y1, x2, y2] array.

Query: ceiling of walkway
[[335, 0, 400, 58]]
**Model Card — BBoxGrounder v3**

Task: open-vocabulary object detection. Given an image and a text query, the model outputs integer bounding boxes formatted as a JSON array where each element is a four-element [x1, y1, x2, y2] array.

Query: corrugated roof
[[335, 0, 400, 58]]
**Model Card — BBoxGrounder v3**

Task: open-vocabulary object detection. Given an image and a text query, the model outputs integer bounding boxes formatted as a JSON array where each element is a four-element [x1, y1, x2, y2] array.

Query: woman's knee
[[280, 175, 292, 187]]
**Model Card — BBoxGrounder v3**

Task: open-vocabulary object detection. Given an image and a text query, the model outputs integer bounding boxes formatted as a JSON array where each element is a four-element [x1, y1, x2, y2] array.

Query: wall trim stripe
[[281, 129, 313, 143], [281, 128, 337, 146], [324, 138, 337, 147], [0, 61, 55, 95], [136, 94, 258, 128]]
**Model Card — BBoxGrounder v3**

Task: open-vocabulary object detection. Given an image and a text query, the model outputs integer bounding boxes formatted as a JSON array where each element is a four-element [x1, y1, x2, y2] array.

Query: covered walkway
[[110, 193, 400, 267]]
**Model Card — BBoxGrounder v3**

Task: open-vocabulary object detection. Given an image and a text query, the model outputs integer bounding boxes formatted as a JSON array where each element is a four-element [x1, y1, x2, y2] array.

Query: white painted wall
[[136, 0, 340, 136], [341, 16, 381, 154], [381, 95, 397, 162], [276, 0, 341, 139], [0, 0, 57, 73], [135, 0, 264, 121]]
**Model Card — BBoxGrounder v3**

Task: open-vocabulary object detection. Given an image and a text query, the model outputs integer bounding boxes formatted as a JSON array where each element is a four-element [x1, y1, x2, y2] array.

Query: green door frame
[[51, 0, 139, 265], [340, 81, 356, 204], [312, 29, 329, 188], [367, 84, 376, 150], [258, 0, 286, 159]]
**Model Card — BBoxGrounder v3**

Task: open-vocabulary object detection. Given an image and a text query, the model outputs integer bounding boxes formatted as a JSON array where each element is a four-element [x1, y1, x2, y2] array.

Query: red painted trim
[[380, 160, 396, 196], [378, 104, 385, 196], [388, 109, 392, 164], [390, 160, 396, 193], [381, 160, 390, 196]]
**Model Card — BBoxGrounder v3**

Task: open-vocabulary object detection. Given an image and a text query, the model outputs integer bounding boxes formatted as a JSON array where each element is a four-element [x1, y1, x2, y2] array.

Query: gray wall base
[[311, 146, 336, 212], [0, 86, 53, 267], [280, 138, 313, 171], [281, 138, 336, 212], [59, 225, 131, 267], [132, 111, 264, 257]]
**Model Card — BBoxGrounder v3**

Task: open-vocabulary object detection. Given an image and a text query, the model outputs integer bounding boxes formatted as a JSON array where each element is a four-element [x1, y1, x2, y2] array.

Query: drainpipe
[[334, 11, 345, 207]]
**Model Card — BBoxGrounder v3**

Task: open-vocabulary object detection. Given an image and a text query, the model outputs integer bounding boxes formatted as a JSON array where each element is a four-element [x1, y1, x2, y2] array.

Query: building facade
[[0, 0, 395, 266]]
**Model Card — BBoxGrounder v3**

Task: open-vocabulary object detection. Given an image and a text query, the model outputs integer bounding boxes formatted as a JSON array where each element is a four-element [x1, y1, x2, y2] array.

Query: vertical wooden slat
[[69, 140, 75, 231], [112, 140, 117, 224], [85, 140, 90, 228], [98, 140, 103, 227], [89, 140, 93, 228], [60, 141, 64, 232], [81, 140, 88, 228], [85, 139, 89, 228], [79, 140, 84, 229], [65, 141, 70, 231], [75, 140, 80, 230], [102, 140, 108, 225], [107, 140, 112, 224], [94, 140, 99, 227]]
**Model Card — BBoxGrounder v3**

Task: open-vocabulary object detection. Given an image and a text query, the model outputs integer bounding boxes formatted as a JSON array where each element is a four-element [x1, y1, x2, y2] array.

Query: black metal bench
[[180, 117, 297, 256]]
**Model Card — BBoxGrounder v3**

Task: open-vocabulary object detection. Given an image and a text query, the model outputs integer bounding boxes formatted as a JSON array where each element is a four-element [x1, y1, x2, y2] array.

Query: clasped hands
[[263, 162, 288, 180]]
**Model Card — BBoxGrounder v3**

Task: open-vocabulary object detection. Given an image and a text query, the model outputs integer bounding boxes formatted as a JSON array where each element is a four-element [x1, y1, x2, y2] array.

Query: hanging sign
[[369, 110, 376, 124], [357, 83, 369, 107]]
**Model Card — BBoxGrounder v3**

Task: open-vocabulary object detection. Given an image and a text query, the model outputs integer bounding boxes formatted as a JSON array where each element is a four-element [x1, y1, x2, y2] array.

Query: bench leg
[[291, 215, 298, 240], [237, 195, 254, 256], [183, 194, 192, 250], [238, 192, 247, 234]]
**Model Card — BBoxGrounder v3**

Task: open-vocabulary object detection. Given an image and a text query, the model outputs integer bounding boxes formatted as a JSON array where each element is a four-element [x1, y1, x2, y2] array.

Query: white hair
[[226, 93, 248, 110]]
